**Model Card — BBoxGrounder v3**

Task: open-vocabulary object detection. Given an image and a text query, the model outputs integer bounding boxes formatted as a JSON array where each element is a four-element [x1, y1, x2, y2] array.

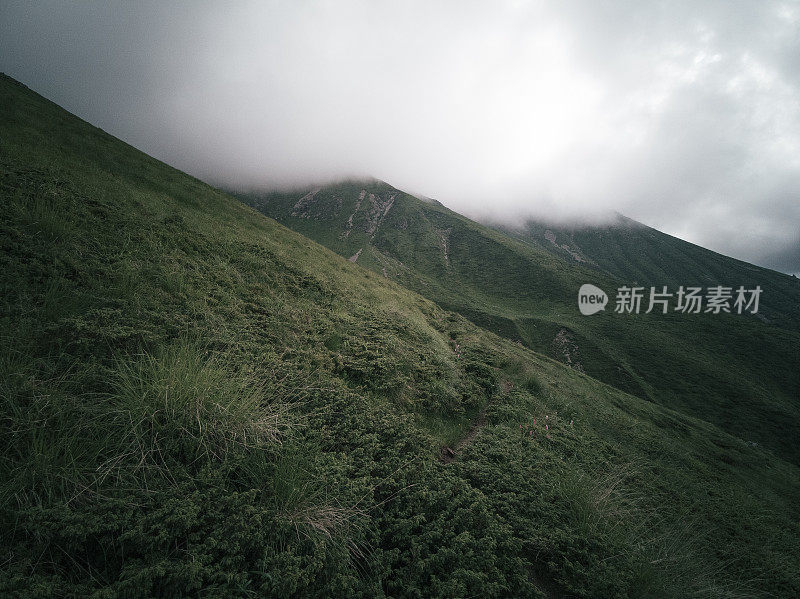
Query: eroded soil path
[[440, 405, 487, 464]]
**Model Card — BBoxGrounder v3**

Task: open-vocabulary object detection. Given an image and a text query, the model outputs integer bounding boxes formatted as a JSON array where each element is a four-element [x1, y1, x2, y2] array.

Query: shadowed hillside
[[496, 213, 800, 329], [3, 74, 800, 597], [238, 182, 800, 466]]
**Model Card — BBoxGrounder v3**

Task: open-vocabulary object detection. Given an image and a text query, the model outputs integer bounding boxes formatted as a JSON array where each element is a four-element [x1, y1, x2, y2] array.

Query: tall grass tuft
[[555, 462, 756, 599], [0, 348, 105, 506], [103, 341, 288, 477], [522, 373, 542, 395]]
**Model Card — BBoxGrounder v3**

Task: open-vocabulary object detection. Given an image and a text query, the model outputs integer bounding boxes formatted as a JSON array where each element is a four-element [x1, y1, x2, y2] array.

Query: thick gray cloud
[[2, 0, 798, 274]]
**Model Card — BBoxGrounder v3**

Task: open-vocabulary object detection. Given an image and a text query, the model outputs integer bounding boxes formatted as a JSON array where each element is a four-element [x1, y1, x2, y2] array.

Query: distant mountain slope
[[3, 74, 799, 597], [494, 213, 800, 328], [238, 181, 800, 466]]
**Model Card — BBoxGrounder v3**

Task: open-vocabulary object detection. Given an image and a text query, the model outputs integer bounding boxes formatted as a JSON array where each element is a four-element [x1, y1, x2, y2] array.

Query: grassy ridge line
[[238, 181, 800, 466], [2, 73, 799, 597]]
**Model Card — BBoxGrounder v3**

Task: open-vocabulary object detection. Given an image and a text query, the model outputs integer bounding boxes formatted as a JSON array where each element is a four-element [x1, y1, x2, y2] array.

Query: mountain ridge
[[237, 179, 800, 465]]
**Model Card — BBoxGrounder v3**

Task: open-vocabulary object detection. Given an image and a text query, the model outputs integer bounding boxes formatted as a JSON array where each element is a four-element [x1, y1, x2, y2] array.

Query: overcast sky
[[2, 1, 799, 274]]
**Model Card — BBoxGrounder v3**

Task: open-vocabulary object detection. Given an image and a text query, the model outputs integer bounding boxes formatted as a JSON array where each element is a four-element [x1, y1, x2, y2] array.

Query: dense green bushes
[[2, 74, 799, 597]]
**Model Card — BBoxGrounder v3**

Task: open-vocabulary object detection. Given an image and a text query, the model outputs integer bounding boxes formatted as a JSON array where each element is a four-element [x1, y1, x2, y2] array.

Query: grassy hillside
[[3, 73, 800, 598], [238, 182, 800, 467], [495, 214, 800, 329]]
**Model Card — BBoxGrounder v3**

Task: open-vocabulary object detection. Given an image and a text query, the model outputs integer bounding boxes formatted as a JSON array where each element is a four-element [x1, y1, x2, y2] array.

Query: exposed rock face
[[292, 187, 398, 243], [342, 190, 366, 238], [544, 229, 589, 264], [340, 189, 397, 240], [364, 192, 396, 238], [291, 187, 321, 218], [553, 328, 584, 373], [436, 227, 452, 265]]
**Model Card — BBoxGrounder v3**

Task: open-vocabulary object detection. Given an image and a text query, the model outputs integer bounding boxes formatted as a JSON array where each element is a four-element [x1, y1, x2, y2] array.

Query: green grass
[[237, 178, 800, 467], [2, 73, 800, 597], [110, 341, 286, 462]]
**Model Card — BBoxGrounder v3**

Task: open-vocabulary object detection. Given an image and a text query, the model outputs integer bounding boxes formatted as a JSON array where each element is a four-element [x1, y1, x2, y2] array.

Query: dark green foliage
[[2, 73, 800, 598], [239, 178, 800, 466], [522, 373, 542, 395]]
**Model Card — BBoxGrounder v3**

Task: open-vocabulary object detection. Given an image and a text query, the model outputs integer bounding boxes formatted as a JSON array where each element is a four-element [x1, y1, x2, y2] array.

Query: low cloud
[[2, 0, 798, 273]]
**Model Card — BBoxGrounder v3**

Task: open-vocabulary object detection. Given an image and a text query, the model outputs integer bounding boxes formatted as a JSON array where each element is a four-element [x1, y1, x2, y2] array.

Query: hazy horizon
[[2, 0, 798, 275]]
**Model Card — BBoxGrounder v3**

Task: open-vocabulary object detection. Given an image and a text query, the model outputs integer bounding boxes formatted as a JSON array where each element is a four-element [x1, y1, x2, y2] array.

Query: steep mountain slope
[[3, 74, 800, 598], [238, 182, 800, 466]]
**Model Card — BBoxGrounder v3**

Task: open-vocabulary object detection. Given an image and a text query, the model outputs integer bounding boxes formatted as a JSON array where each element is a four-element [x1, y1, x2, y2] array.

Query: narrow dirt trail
[[440, 405, 487, 464], [437, 388, 565, 599]]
